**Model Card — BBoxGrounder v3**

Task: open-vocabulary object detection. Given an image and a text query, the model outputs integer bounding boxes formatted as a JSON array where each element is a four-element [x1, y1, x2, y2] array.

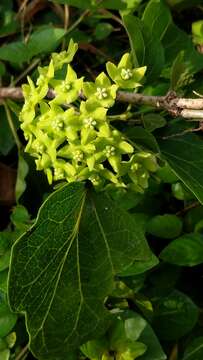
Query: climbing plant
[[1, 0, 203, 359]]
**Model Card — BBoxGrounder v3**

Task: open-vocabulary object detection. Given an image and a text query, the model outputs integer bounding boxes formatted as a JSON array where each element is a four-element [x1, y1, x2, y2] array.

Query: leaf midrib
[[30, 190, 87, 341]]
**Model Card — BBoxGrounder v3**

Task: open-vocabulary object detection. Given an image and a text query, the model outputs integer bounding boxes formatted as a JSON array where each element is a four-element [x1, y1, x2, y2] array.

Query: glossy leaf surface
[[9, 182, 152, 359]]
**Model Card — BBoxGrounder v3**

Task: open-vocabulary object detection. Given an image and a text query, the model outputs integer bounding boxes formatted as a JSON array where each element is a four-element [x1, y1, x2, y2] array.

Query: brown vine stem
[[15, 344, 29, 360], [176, 201, 200, 216], [2, 87, 203, 119], [3, 100, 22, 151], [169, 344, 178, 360]]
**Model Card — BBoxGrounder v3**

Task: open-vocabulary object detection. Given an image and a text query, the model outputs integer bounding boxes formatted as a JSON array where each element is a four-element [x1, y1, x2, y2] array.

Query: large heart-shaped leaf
[[8, 182, 152, 359]]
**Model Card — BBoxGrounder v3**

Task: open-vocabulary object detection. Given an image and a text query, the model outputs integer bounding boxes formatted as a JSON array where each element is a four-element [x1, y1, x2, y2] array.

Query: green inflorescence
[[20, 39, 158, 192]]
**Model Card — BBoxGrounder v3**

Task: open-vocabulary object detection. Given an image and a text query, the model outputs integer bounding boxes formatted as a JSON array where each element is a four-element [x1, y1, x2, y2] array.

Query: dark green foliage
[[1, 0, 203, 359]]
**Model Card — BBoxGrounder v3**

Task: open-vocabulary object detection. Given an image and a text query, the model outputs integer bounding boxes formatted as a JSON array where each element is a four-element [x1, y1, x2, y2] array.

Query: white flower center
[[131, 163, 139, 172], [121, 68, 133, 80], [73, 150, 83, 162], [52, 118, 64, 131], [84, 117, 97, 129], [54, 168, 64, 179], [105, 145, 116, 157], [61, 81, 71, 91], [89, 174, 100, 185], [34, 141, 45, 153], [96, 87, 108, 100]]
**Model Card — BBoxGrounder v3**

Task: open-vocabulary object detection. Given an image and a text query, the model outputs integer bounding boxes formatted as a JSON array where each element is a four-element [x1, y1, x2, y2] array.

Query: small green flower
[[92, 130, 134, 174], [51, 65, 83, 104], [105, 145, 116, 157], [80, 100, 108, 144], [89, 173, 102, 187], [36, 60, 55, 98], [51, 39, 78, 70], [19, 39, 159, 192], [102, 353, 114, 360], [127, 152, 158, 193], [54, 167, 65, 180], [38, 105, 81, 142], [106, 53, 146, 89], [20, 78, 39, 124], [83, 72, 118, 108], [83, 116, 97, 129], [136, 152, 158, 172], [35, 153, 51, 170]]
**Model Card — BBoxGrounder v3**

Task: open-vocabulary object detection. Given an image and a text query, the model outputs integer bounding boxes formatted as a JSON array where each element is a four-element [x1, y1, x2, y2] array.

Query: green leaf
[[7, 100, 21, 117], [8, 182, 152, 359], [27, 27, 66, 59], [183, 337, 203, 360], [160, 233, 203, 266], [170, 51, 191, 90], [121, 15, 144, 67], [125, 127, 160, 153], [0, 292, 17, 338], [147, 214, 182, 239], [0, 27, 65, 66], [152, 290, 199, 340], [192, 20, 203, 45], [143, 114, 166, 132], [184, 206, 203, 232], [147, 264, 181, 297], [0, 0, 18, 37], [119, 253, 159, 276], [162, 23, 194, 64], [11, 205, 30, 227], [81, 337, 108, 360], [170, 49, 203, 90], [156, 164, 179, 184], [0, 106, 17, 155], [167, 0, 201, 8], [15, 153, 29, 202], [142, 0, 172, 41], [0, 338, 7, 351], [0, 232, 13, 255], [0, 62, 6, 77], [52, 0, 93, 7], [172, 182, 194, 201], [162, 18, 203, 75], [159, 134, 203, 205], [6, 332, 16, 349], [94, 23, 113, 40], [110, 189, 142, 211], [122, 311, 166, 360], [0, 349, 10, 360], [122, 14, 165, 80], [0, 251, 10, 271], [52, 0, 127, 9], [0, 42, 28, 65], [101, 0, 127, 9], [145, 35, 165, 82], [0, 271, 8, 293]]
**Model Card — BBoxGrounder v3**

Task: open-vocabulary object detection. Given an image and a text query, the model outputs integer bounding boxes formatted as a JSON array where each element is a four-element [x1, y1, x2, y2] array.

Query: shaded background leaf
[[159, 134, 203, 204]]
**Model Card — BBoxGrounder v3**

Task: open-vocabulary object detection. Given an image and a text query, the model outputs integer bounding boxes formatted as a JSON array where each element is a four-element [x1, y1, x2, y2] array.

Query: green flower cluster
[[81, 314, 147, 360], [20, 39, 158, 192]]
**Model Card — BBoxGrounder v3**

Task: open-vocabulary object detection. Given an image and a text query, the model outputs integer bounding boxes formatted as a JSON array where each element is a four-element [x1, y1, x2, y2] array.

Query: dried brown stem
[[1, 87, 203, 119], [15, 344, 29, 360]]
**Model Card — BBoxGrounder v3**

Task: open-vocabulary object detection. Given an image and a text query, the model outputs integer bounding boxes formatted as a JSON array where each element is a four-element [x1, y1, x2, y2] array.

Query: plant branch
[[3, 100, 22, 151], [2, 87, 203, 119], [116, 90, 203, 119], [15, 344, 29, 360]]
